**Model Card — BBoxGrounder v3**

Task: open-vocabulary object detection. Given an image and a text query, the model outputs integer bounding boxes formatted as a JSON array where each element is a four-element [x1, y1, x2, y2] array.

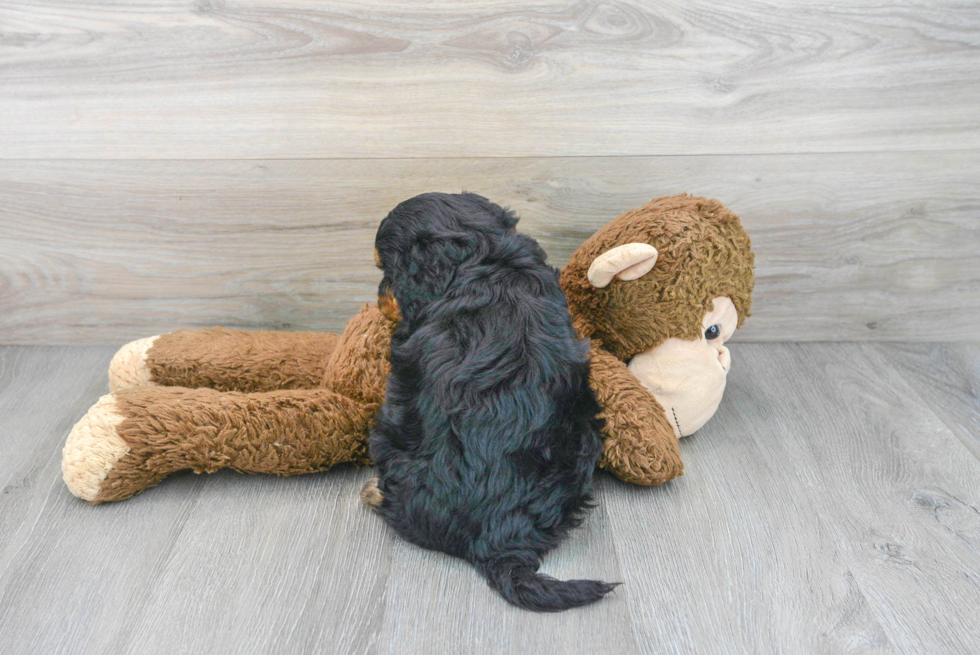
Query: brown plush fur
[[321, 293, 399, 406], [88, 302, 396, 503], [587, 344, 683, 485], [74, 194, 753, 502], [149, 328, 339, 392], [97, 385, 369, 503], [560, 194, 754, 360]]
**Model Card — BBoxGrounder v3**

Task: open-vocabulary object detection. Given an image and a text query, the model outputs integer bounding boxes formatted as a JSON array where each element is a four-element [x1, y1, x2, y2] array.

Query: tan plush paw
[[108, 336, 159, 392], [62, 394, 130, 502]]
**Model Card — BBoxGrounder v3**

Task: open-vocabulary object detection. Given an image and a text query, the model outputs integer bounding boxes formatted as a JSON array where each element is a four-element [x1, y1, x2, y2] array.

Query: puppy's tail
[[477, 554, 619, 612]]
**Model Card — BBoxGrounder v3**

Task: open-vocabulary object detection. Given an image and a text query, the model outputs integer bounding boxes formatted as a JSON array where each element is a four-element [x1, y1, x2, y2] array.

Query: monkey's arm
[[320, 298, 398, 405], [108, 328, 342, 393], [588, 344, 684, 485]]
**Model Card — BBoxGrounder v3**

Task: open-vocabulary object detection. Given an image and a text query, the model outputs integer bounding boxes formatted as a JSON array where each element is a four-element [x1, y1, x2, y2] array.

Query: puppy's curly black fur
[[366, 192, 617, 612]]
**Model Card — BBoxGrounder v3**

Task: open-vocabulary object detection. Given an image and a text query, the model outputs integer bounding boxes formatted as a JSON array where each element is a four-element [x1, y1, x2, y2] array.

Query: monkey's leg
[[108, 328, 340, 393], [62, 385, 374, 503], [589, 346, 684, 485]]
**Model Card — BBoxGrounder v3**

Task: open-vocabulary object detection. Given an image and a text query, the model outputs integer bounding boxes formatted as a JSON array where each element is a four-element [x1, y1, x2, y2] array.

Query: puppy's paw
[[62, 394, 130, 502], [108, 336, 159, 392], [359, 477, 383, 509]]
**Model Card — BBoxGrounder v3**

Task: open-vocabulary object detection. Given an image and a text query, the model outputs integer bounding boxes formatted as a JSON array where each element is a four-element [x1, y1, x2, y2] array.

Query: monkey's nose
[[718, 346, 731, 372]]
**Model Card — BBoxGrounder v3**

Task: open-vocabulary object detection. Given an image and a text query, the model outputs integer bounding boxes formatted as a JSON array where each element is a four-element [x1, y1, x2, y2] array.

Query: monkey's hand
[[321, 301, 398, 407], [588, 343, 684, 485]]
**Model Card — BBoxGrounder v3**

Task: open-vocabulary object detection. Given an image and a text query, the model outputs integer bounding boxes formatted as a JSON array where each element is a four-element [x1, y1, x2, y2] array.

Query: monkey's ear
[[587, 243, 659, 288]]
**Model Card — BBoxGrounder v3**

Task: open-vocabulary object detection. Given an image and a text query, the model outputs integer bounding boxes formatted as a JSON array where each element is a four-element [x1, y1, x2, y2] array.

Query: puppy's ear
[[397, 234, 477, 318], [587, 243, 658, 288]]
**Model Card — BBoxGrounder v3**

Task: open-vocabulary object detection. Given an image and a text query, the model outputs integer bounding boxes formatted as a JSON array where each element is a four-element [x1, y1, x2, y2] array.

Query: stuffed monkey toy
[[560, 194, 754, 483], [62, 194, 753, 503]]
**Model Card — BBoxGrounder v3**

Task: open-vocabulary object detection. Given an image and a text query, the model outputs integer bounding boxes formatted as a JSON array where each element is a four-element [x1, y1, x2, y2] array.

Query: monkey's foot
[[108, 336, 159, 392], [62, 393, 175, 504], [62, 394, 130, 502]]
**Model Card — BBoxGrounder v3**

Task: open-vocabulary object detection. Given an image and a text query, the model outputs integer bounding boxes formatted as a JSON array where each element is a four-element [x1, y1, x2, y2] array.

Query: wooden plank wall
[[1, 0, 978, 344]]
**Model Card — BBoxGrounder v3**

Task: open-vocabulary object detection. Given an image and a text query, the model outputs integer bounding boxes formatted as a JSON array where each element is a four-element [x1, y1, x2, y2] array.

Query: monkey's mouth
[[627, 334, 731, 439], [655, 374, 727, 439]]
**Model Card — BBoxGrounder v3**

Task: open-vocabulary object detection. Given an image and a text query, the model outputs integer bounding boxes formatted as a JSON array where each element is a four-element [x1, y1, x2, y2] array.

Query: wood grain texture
[[2, 152, 977, 344], [2, 343, 979, 653], [1, 0, 979, 158], [100, 467, 393, 654], [604, 342, 980, 653], [604, 361, 897, 653], [0, 346, 115, 571], [876, 343, 980, 461], [758, 343, 980, 653]]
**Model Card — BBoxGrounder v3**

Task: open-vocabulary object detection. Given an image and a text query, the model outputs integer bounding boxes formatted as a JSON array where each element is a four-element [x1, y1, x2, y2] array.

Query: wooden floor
[[1, 342, 978, 654]]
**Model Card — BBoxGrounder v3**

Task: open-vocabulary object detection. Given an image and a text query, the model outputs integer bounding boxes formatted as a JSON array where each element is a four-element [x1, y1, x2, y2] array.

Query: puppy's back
[[369, 193, 616, 611]]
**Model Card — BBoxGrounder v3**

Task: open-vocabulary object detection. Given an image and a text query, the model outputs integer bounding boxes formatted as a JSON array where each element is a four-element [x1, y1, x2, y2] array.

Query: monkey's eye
[[704, 324, 721, 341]]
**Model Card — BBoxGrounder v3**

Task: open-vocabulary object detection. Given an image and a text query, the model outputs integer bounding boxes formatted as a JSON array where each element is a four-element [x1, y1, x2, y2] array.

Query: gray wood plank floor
[[1, 343, 978, 654]]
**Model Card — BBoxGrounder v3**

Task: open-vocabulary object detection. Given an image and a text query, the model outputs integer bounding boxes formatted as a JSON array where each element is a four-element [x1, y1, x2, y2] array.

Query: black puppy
[[363, 192, 617, 612]]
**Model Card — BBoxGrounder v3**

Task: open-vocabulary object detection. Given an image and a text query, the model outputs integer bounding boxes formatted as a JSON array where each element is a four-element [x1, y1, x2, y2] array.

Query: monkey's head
[[560, 194, 754, 438]]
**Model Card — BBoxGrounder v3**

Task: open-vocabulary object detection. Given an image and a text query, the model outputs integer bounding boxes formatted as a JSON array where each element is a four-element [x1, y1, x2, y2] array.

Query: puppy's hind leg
[[360, 477, 384, 510]]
